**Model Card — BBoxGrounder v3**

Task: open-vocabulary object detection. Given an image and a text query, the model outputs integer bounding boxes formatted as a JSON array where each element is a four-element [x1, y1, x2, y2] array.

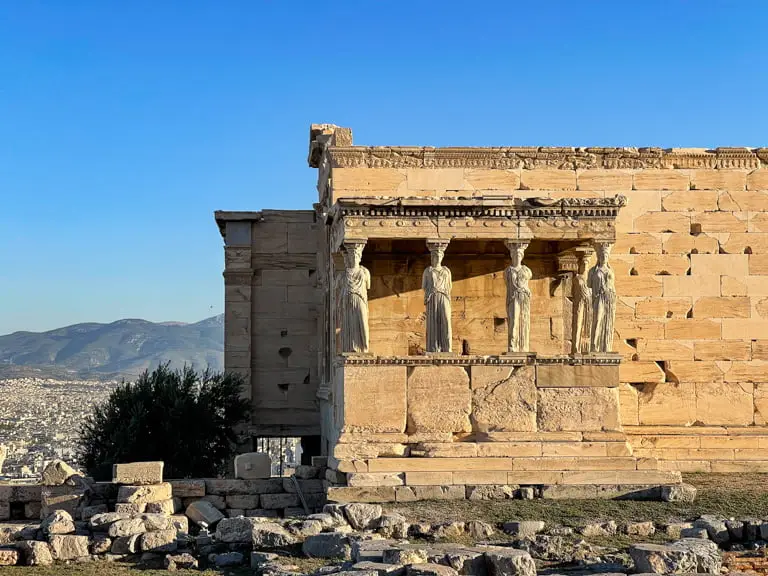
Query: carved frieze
[[326, 146, 762, 170], [335, 354, 620, 366]]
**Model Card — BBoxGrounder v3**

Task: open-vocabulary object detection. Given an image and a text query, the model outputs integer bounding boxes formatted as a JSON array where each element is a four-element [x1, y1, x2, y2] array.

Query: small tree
[[77, 363, 250, 480]]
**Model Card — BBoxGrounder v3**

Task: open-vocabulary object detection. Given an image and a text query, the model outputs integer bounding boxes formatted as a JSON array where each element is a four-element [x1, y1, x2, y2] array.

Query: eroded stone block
[[536, 364, 619, 388], [470, 365, 536, 432], [537, 387, 621, 432], [234, 453, 271, 480], [112, 462, 164, 485], [116, 483, 172, 504], [342, 366, 407, 433], [637, 382, 696, 426], [407, 366, 471, 433]]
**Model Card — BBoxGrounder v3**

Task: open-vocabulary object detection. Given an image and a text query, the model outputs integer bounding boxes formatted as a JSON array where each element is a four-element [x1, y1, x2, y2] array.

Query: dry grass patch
[[385, 474, 768, 527]]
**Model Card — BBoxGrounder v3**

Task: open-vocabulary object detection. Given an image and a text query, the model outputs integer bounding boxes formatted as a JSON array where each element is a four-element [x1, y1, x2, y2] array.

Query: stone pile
[[0, 493, 739, 574], [176, 463, 327, 520], [0, 460, 189, 566], [0, 460, 328, 524], [0, 483, 41, 521]]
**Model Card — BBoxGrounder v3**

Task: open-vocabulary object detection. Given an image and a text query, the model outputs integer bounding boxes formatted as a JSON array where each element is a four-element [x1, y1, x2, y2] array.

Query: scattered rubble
[[0, 457, 748, 574]]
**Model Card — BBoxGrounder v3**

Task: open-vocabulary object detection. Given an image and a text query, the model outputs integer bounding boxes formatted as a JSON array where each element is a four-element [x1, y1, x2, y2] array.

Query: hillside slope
[[0, 315, 223, 379]]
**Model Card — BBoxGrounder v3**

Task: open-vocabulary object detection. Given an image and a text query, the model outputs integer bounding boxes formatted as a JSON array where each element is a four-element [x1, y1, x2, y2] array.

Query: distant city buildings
[[0, 377, 301, 480], [0, 378, 118, 479]]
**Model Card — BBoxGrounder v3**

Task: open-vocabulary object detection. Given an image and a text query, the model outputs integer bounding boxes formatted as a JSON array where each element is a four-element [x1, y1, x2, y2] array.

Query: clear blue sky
[[1, 1, 766, 335]]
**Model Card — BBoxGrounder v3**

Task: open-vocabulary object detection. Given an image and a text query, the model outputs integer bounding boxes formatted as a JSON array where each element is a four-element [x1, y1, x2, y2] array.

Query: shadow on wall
[[360, 239, 578, 356]]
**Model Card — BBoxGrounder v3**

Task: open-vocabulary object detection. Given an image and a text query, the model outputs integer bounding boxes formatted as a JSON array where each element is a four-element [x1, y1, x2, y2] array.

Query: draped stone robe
[[337, 266, 371, 353], [573, 273, 592, 354], [505, 264, 532, 352], [588, 264, 616, 353], [423, 265, 452, 353]]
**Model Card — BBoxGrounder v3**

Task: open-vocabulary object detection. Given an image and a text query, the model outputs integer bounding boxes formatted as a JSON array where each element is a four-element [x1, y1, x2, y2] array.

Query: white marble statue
[[423, 244, 452, 353], [504, 242, 532, 353], [589, 242, 617, 353], [572, 255, 592, 354], [337, 243, 370, 353]]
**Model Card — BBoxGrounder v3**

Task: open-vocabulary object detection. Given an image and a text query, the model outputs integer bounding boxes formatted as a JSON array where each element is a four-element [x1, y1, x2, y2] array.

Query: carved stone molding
[[333, 196, 626, 220], [330, 212, 618, 247], [426, 238, 450, 251], [327, 146, 763, 170], [334, 354, 620, 366]]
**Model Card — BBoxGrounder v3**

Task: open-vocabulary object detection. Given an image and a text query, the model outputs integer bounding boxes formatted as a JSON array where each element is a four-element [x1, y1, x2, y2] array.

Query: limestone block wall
[[334, 363, 621, 438], [324, 150, 768, 472], [216, 210, 322, 438], [325, 360, 683, 502]]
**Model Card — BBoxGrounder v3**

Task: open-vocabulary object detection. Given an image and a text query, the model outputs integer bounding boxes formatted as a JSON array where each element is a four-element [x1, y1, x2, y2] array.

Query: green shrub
[[77, 363, 250, 480]]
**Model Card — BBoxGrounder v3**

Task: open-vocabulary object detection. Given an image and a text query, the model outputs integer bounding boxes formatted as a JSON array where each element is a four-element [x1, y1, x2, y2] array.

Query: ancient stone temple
[[216, 125, 768, 501]]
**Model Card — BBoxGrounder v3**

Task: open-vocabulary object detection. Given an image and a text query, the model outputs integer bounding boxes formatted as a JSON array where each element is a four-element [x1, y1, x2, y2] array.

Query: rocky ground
[[2, 476, 768, 575]]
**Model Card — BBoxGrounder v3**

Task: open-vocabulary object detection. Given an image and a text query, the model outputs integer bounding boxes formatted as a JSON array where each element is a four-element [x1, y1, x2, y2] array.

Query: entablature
[[327, 195, 625, 252]]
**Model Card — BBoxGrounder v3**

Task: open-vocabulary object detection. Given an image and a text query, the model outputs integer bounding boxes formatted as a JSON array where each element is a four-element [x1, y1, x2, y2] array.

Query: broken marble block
[[112, 462, 164, 485], [234, 453, 271, 480]]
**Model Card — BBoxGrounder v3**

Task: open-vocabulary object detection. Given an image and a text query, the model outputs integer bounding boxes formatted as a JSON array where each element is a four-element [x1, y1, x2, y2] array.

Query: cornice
[[327, 146, 766, 170]]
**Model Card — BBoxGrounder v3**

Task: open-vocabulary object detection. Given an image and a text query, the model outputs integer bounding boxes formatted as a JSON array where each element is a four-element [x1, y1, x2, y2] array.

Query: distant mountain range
[[0, 315, 224, 380]]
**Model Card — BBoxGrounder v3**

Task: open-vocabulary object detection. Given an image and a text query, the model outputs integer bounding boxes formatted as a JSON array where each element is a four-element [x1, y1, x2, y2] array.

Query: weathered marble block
[[340, 365, 407, 433], [537, 387, 621, 432], [112, 462, 164, 485], [470, 365, 536, 432], [234, 453, 271, 480], [407, 365, 471, 434]]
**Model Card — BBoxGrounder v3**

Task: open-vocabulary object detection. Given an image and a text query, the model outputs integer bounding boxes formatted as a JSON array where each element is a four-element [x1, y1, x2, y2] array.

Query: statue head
[[343, 243, 364, 269], [595, 242, 612, 266], [430, 248, 445, 268], [507, 242, 528, 267]]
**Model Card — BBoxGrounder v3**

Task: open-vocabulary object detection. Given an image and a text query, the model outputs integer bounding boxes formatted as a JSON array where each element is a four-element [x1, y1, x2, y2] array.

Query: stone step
[[363, 456, 641, 473]]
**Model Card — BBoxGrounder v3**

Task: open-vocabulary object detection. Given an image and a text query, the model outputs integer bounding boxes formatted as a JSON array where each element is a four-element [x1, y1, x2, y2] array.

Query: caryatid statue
[[588, 242, 617, 353], [504, 241, 532, 353], [423, 240, 452, 353], [337, 241, 371, 353], [572, 251, 592, 354]]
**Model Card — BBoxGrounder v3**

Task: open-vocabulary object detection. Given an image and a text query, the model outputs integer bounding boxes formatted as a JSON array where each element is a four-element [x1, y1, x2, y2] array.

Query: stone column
[[570, 248, 594, 355], [589, 242, 617, 354], [504, 240, 532, 353], [423, 239, 452, 353], [337, 239, 371, 354], [555, 251, 578, 355]]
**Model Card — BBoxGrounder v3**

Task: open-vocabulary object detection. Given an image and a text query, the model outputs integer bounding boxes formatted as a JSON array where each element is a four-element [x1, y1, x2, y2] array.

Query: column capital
[[557, 246, 594, 274], [593, 241, 614, 261], [341, 238, 367, 249], [504, 239, 529, 250], [426, 238, 450, 252]]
